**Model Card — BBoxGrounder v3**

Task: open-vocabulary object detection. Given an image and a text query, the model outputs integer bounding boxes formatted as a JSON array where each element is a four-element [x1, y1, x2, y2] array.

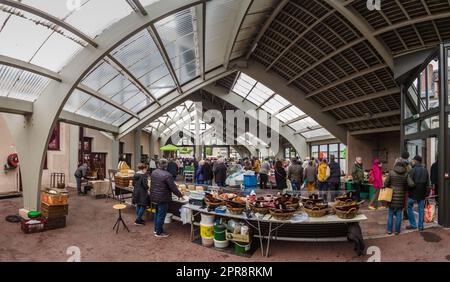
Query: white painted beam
[[59, 111, 119, 134], [0, 96, 33, 115], [0, 55, 62, 82]]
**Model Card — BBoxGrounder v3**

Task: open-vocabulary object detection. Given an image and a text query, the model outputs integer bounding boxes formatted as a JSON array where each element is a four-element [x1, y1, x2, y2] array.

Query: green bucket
[[27, 211, 41, 219], [234, 241, 251, 256], [214, 224, 226, 241]]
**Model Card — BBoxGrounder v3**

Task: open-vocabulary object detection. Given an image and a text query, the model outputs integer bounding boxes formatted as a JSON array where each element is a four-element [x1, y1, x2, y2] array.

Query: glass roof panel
[[82, 60, 118, 91], [262, 94, 289, 114], [112, 113, 132, 127], [102, 108, 127, 124], [76, 97, 106, 117], [154, 7, 200, 84], [64, 89, 91, 112], [301, 128, 331, 139], [56, 0, 133, 38], [289, 117, 319, 131], [275, 106, 305, 122], [111, 29, 176, 97], [0, 7, 86, 71], [205, 0, 242, 71], [0, 64, 50, 102]]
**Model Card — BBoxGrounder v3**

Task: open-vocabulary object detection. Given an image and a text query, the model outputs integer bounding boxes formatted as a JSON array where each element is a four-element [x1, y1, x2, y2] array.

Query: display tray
[[191, 237, 257, 258]]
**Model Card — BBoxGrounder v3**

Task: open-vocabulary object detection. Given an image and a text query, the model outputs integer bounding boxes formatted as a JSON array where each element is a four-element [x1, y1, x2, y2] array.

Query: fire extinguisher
[[4, 153, 19, 172]]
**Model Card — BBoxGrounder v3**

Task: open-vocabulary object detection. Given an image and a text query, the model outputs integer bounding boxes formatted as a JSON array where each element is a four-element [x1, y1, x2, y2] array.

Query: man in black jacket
[[407, 155, 429, 231], [328, 154, 341, 201], [150, 159, 183, 237], [214, 159, 227, 187], [203, 160, 213, 185], [167, 159, 178, 181]]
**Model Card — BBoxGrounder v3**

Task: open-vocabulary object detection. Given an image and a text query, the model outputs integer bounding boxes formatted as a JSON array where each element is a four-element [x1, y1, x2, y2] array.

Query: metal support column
[[400, 84, 405, 154], [111, 138, 119, 171], [438, 44, 450, 227], [134, 129, 142, 170]]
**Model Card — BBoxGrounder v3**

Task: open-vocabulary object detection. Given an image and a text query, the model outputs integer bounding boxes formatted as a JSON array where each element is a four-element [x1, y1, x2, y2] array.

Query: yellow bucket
[[200, 224, 214, 238]]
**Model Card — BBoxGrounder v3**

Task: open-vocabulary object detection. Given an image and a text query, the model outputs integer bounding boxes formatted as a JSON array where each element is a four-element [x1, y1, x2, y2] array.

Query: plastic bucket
[[214, 224, 226, 241], [214, 239, 229, 249], [200, 224, 214, 238], [200, 213, 215, 225], [234, 241, 251, 256], [243, 175, 257, 187], [202, 237, 214, 247]]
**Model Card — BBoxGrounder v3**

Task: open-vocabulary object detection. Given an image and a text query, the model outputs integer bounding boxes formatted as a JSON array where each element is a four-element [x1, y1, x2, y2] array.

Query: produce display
[[189, 189, 362, 221]]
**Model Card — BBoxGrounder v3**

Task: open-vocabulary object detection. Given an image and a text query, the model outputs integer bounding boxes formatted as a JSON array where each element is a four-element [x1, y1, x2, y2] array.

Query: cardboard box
[[19, 208, 30, 220]]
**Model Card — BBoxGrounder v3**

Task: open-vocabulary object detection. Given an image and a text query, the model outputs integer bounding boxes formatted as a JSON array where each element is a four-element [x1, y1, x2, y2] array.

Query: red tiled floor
[[0, 188, 448, 262]]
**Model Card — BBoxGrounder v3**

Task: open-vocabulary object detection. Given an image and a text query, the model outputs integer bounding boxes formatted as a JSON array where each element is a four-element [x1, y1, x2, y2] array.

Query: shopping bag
[[286, 179, 293, 191], [424, 200, 436, 223], [378, 187, 393, 202]]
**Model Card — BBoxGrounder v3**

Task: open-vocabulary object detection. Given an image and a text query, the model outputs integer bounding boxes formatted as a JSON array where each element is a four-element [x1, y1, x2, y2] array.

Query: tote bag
[[378, 187, 393, 202], [424, 200, 436, 223]]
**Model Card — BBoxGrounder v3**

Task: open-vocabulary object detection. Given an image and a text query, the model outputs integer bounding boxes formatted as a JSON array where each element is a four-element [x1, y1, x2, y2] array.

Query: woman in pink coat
[[369, 159, 385, 209]]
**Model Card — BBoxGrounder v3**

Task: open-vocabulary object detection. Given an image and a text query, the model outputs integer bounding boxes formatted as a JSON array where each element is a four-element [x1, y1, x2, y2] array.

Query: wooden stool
[[112, 204, 129, 234]]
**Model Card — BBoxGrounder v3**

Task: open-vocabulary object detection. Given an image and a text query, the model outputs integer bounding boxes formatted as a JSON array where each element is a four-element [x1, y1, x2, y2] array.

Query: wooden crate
[[44, 216, 66, 230], [41, 188, 69, 206], [41, 202, 68, 218]]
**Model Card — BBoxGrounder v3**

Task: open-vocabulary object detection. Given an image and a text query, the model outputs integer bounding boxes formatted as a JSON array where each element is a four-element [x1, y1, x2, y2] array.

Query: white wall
[[0, 115, 20, 194], [41, 122, 70, 187]]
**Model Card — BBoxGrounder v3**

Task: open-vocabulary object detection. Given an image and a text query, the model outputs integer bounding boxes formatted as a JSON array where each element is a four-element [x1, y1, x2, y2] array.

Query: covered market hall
[[1, 0, 450, 262]]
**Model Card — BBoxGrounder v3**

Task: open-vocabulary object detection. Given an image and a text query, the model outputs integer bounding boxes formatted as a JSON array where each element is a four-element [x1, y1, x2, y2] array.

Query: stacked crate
[[40, 188, 69, 230]]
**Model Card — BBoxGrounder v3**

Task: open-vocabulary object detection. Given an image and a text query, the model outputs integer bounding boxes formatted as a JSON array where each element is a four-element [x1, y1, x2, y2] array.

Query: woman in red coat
[[369, 159, 385, 209]]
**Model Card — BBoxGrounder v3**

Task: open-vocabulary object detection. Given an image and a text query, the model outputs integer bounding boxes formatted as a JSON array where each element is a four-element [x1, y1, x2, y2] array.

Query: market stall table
[[183, 204, 367, 257], [87, 179, 110, 198]]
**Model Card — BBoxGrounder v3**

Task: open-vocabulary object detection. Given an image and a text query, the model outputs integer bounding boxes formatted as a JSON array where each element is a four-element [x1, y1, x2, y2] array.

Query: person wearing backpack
[[368, 159, 385, 210], [384, 159, 415, 235], [317, 159, 330, 201]]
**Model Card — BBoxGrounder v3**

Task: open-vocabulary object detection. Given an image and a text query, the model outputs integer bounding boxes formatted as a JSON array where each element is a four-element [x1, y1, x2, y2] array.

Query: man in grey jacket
[[74, 162, 89, 196]]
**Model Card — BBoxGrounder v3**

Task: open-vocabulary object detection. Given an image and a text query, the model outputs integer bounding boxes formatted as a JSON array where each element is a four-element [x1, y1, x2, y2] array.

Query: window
[[311, 145, 319, 159], [310, 143, 347, 173], [405, 122, 418, 135]]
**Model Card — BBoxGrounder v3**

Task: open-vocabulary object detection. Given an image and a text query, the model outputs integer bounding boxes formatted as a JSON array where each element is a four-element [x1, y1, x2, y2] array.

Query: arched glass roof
[[2, 0, 450, 141], [231, 72, 332, 139]]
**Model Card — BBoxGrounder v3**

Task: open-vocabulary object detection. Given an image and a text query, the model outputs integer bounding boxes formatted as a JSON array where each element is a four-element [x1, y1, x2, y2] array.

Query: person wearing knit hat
[[400, 152, 412, 220], [407, 155, 429, 231]]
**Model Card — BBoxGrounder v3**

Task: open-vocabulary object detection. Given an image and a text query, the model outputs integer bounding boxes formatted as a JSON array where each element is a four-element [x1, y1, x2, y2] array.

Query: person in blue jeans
[[132, 163, 150, 225], [149, 159, 183, 237], [406, 155, 429, 231], [384, 159, 414, 235]]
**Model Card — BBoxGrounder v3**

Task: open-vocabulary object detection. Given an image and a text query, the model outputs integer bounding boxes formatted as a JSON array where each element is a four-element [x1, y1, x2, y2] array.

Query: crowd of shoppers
[[121, 148, 437, 238]]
